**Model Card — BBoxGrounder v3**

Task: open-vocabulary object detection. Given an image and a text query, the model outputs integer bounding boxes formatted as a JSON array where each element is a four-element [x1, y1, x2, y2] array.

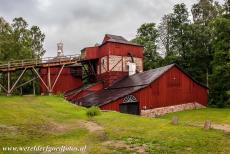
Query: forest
[[132, 0, 230, 107], [0, 0, 229, 107]]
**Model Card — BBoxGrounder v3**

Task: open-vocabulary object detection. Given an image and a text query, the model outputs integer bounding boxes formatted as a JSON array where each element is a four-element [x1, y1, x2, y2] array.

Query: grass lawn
[[0, 96, 229, 154], [160, 108, 230, 125]]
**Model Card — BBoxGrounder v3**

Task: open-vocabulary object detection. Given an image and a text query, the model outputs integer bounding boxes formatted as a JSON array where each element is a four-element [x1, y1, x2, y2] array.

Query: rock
[[171, 116, 179, 125], [204, 120, 211, 129]]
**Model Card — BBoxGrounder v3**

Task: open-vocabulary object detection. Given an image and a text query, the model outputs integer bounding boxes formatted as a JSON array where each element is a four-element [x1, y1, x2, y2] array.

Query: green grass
[[160, 108, 230, 125], [0, 96, 230, 154], [94, 111, 230, 154]]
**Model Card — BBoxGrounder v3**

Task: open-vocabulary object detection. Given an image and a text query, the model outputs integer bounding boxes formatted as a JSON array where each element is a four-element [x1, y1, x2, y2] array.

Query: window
[[123, 95, 138, 103]]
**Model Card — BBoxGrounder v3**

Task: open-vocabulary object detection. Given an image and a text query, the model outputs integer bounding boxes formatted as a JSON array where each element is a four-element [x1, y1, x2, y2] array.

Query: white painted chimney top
[[127, 62, 136, 76]]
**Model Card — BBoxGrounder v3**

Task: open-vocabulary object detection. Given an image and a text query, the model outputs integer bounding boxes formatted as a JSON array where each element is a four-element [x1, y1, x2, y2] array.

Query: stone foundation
[[140, 102, 206, 117]]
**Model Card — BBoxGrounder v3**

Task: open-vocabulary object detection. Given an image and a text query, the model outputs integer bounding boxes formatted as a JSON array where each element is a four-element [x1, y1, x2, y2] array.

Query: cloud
[[0, 0, 225, 57]]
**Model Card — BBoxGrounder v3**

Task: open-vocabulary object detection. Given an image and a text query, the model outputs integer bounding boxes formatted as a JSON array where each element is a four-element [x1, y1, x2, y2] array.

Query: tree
[[223, 0, 230, 17], [170, 3, 190, 59], [192, 0, 223, 25], [159, 4, 191, 69], [183, 23, 212, 85], [0, 17, 45, 61], [132, 23, 162, 70], [0, 17, 46, 94], [209, 17, 230, 107], [158, 14, 173, 56]]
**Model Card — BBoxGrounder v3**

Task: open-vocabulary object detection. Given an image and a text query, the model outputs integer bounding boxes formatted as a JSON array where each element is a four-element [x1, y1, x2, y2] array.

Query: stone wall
[[140, 102, 206, 117]]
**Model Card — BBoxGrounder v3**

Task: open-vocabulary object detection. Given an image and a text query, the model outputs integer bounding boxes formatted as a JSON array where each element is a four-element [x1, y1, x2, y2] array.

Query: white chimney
[[127, 62, 136, 76], [57, 41, 64, 57]]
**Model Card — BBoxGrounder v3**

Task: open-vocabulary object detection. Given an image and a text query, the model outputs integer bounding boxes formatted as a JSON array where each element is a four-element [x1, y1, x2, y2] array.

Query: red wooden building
[[77, 64, 208, 116], [62, 34, 208, 116], [80, 34, 144, 86]]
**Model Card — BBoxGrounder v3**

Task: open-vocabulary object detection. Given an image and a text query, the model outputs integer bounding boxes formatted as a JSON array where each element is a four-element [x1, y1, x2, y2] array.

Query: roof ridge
[[107, 63, 175, 89]]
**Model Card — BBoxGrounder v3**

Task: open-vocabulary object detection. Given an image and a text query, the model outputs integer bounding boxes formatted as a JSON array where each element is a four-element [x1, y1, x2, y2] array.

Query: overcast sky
[[0, 0, 225, 57]]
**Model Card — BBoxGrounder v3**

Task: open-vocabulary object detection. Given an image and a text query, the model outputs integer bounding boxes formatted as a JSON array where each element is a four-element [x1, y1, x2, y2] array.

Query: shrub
[[86, 106, 101, 117]]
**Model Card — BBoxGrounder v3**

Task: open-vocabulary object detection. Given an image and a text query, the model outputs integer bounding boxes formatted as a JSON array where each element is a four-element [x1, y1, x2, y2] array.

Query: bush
[[86, 106, 101, 117]]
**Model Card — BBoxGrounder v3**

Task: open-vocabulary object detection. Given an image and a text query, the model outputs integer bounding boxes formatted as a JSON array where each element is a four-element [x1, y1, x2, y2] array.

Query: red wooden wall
[[81, 41, 144, 86], [82, 42, 143, 60], [66, 82, 104, 101], [98, 42, 143, 58], [100, 66, 208, 112], [81, 47, 99, 60], [39, 67, 83, 94], [97, 72, 128, 86]]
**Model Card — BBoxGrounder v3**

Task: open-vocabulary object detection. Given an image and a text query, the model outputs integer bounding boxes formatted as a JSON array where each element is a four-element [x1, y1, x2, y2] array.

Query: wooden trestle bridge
[[0, 55, 81, 95]]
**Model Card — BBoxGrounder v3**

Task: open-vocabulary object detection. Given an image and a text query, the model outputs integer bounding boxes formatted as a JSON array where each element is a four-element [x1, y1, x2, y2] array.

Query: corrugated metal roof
[[76, 86, 146, 107], [109, 64, 174, 89], [77, 64, 175, 107]]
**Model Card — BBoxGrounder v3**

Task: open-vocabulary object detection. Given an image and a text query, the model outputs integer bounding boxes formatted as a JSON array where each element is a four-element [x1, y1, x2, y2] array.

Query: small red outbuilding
[[77, 64, 208, 116]]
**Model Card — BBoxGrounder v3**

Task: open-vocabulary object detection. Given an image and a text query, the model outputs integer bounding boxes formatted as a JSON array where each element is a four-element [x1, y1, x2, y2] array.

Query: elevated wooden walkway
[[0, 54, 81, 95], [0, 54, 81, 72]]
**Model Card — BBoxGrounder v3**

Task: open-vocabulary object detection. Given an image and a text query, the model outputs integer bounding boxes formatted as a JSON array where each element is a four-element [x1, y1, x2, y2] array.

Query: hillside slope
[[0, 96, 229, 154]]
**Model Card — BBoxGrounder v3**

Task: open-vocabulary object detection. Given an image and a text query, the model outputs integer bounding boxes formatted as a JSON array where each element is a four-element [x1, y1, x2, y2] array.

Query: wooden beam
[[9, 68, 27, 93], [47, 67, 51, 93], [0, 83, 7, 93], [7, 71, 10, 95], [32, 67, 49, 91], [51, 64, 65, 91], [110, 58, 122, 72], [15, 77, 37, 90]]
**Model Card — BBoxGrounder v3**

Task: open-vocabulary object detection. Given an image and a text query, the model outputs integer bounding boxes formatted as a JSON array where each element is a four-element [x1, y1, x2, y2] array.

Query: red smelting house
[[63, 34, 208, 117]]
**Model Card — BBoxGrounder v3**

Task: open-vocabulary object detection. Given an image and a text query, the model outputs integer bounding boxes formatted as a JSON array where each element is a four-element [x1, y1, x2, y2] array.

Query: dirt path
[[78, 121, 147, 153], [103, 140, 147, 154], [190, 123, 230, 132], [78, 121, 104, 133], [211, 124, 230, 132]]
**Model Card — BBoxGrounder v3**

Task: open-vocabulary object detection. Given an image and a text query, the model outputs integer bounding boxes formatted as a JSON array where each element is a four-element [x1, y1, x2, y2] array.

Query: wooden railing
[[0, 54, 81, 71]]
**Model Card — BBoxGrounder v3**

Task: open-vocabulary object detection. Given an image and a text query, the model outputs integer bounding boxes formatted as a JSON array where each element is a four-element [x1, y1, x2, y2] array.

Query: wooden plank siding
[[39, 67, 83, 94], [100, 66, 208, 112]]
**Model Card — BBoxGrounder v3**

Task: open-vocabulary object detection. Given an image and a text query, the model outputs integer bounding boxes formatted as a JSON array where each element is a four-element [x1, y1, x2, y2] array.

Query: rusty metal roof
[[76, 64, 175, 107]]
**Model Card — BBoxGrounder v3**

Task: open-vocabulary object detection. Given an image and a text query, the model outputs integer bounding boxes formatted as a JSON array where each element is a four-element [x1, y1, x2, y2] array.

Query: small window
[[123, 95, 138, 103]]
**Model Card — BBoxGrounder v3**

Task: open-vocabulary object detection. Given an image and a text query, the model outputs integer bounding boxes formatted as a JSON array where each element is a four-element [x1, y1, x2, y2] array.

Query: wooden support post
[[47, 67, 52, 95], [7, 71, 10, 96], [51, 64, 65, 91]]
